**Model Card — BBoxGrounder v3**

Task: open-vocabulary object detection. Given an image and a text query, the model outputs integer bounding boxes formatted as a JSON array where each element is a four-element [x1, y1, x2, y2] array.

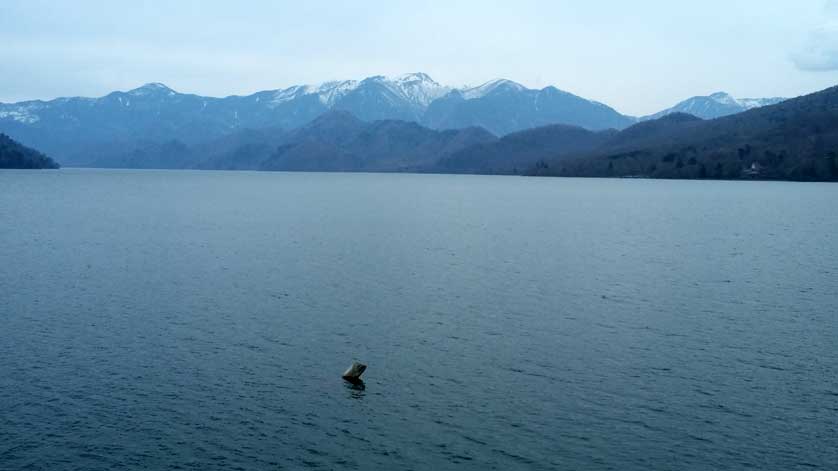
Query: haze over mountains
[[3, 72, 833, 181], [0, 73, 784, 168]]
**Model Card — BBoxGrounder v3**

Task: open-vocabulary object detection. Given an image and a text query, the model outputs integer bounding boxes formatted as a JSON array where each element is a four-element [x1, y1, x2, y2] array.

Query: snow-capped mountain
[[271, 73, 451, 122], [0, 103, 42, 124], [424, 79, 633, 135], [126, 82, 177, 97], [0, 74, 787, 167], [267, 73, 449, 109], [645, 92, 787, 120], [0, 73, 638, 165], [387, 72, 452, 107], [460, 79, 528, 99], [270, 80, 356, 107]]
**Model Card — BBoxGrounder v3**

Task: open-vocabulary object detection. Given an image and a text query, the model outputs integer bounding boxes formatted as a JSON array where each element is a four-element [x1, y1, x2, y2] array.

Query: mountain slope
[[423, 80, 634, 135], [0, 83, 276, 166], [533, 85, 838, 181], [193, 127, 287, 170], [645, 92, 786, 120], [434, 124, 615, 174], [260, 111, 496, 172], [0, 133, 59, 169], [331, 74, 450, 122]]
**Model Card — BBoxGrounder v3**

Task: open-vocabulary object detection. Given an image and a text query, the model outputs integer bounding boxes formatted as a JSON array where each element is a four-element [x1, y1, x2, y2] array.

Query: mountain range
[[0, 73, 786, 168], [4, 73, 830, 181], [260, 111, 496, 172], [69, 110, 498, 172]]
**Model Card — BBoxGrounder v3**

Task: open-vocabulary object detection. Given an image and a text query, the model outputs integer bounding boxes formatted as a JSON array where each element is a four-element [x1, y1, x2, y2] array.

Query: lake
[[1, 169, 836, 470]]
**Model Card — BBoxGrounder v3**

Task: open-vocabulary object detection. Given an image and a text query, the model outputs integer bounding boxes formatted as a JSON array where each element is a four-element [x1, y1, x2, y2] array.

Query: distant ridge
[[260, 110, 497, 172], [435, 124, 615, 174], [71, 110, 496, 172], [644, 92, 786, 120]]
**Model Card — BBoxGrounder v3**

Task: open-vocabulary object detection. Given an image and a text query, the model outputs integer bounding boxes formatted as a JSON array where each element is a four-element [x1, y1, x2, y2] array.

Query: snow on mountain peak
[[393, 72, 437, 84], [736, 97, 786, 110], [461, 79, 527, 99], [129, 82, 176, 97], [708, 92, 785, 110], [312, 80, 360, 106], [267, 74, 558, 109], [647, 91, 787, 120], [143, 82, 171, 90], [270, 80, 359, 107], [270, 73, 449, 108], [388, 73, 449, 106], [0, 105, 41, 124], [708, 92, 738, 106]]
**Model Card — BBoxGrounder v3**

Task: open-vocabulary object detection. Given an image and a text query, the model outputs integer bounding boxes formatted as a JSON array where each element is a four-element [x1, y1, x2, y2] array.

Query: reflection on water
[[345, 380, 366, 398]]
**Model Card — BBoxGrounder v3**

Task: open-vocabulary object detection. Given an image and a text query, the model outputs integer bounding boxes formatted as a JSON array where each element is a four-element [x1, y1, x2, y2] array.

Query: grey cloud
[[793, 24, 838, 71]]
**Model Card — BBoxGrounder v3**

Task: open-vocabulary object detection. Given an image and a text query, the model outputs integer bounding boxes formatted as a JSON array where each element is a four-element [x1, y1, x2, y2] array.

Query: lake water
[[1, 169, 837, 470]]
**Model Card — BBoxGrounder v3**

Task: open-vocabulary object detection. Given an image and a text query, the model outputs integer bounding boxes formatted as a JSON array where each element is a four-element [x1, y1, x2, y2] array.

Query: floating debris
[[342, 361, 367, 384]]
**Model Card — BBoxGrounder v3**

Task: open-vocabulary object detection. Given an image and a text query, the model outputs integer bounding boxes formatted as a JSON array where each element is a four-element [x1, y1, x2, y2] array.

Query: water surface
[[1, 169, 836, 470]]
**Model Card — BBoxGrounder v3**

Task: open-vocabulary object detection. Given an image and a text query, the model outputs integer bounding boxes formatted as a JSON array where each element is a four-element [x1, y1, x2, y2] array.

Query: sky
[[1, 0, 837, 116]]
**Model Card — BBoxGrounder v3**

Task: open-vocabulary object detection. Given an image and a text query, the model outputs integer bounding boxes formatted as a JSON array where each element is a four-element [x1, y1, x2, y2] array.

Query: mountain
[[0, 74, 452, 166], [193, 127, 287, 170], [0, 83, 267, 167], [645, 92, 786, 120], [332, 73, 450, 122], [0, 74, 635, 167], [0, 133, 59, 169], [264, 73, 451, 125], [261, 111, 497, 172], [434, 124, 616, 174], [0, 74, 794, 172], [423, 80, 634, 135], [530, 85, 838, 181], [73, 110, 495, 172]]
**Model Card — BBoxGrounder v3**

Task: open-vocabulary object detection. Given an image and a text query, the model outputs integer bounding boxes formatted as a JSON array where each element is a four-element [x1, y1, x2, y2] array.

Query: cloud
[[792, 1, 838, 71], [792, 23, 838, 71]]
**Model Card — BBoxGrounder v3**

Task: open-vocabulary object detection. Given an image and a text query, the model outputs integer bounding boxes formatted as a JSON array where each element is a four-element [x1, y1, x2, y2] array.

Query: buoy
[[342, 361, 367, 384]]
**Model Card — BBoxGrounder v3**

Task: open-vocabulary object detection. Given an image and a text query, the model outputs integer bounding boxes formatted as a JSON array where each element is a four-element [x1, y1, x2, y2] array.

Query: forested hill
[[529, 85, 838, 181], [0, 134, 59, 169]]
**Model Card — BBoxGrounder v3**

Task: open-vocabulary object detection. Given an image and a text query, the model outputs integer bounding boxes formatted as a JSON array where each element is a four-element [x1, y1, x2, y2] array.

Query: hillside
[[434, 124, 615, 174], [422, 81, 634, 135], [531, 85, 838, 181], [0, 134, 59, 169], [77, 110, 498, 172], [261, 111, 497, 172]]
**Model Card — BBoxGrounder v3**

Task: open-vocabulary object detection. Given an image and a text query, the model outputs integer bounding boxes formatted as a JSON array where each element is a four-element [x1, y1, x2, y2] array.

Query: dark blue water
[[1, 169, 837, 470]]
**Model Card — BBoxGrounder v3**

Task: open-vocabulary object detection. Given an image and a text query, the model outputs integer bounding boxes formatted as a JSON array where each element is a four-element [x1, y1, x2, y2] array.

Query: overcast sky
[[2, 0, 837, 115]]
